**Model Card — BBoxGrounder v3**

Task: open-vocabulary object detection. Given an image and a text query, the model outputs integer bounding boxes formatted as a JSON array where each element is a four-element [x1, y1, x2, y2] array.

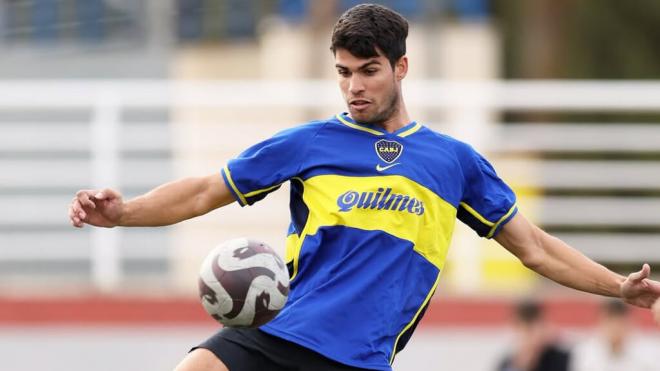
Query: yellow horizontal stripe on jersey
[[289, 174, 457, 281]]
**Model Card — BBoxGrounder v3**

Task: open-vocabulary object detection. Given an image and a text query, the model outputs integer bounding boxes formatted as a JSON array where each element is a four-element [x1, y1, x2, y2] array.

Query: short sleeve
[[456, 145, 518, 238], [221, 124, 321, 206]]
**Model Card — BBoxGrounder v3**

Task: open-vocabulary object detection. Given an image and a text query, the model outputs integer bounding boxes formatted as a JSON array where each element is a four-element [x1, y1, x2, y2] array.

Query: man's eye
[[338, 70, 350, 77], [365, 69, 377, 75]]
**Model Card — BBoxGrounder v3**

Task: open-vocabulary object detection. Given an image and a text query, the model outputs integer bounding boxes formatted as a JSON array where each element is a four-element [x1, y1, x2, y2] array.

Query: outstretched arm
[[68, 173, 235, 228], [495, 212, 660, 309]]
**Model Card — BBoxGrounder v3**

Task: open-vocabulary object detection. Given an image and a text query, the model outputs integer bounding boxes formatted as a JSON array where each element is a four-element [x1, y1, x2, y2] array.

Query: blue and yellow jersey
[[221, 113, 517, 370]]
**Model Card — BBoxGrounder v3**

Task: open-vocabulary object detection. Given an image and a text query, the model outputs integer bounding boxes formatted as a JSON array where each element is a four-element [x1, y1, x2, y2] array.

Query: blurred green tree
[[495, 0, 660, 79]]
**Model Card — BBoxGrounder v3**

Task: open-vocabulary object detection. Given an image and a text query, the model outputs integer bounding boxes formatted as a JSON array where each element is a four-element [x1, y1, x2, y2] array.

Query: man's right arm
[[69, 173, 235, 228]]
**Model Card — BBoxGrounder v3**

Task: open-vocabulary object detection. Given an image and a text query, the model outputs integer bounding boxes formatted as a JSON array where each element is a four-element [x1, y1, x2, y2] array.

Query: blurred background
[[1, 0, 659, 370]]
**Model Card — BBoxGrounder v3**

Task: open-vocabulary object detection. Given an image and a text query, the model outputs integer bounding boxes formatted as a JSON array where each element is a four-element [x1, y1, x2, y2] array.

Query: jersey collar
[[336, 113, 421, 138]]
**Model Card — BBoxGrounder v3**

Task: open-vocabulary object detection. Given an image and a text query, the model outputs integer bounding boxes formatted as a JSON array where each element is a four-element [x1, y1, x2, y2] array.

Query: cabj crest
[[375, 139, 403, 163]]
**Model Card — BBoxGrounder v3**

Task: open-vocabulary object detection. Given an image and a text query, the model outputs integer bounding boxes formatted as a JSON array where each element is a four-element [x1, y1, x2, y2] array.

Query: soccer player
[[68, 4, 660, 371]]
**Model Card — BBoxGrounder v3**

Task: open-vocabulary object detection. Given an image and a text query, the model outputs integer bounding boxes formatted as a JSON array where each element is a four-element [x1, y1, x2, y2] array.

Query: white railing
[[2, 80, 660, 108], [1, 80, 659, 291]]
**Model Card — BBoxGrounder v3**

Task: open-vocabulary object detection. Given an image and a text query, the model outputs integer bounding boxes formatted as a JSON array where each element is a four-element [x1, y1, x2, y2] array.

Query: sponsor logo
[[375, 139, 403, 163], [337, 188, 424, 215]]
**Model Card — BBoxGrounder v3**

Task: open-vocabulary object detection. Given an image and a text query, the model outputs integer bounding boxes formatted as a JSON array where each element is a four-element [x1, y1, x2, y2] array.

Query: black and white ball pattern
[[198, 238, 290, 327]]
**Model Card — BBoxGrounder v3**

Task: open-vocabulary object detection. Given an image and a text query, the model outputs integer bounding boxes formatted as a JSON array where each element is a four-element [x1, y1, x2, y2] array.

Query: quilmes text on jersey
[[337, 188, 425, 215]]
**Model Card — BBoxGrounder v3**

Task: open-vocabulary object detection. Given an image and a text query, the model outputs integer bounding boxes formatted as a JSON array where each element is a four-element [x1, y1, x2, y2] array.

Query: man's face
[[334, 48, 405, 125]]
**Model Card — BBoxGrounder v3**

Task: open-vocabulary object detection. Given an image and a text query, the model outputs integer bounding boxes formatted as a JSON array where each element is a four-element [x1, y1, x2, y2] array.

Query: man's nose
[[349, 74, 365, 95]]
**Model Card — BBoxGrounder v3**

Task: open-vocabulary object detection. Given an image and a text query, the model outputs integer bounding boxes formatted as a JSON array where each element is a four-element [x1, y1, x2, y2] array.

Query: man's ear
[[395, 56, 408, 81]]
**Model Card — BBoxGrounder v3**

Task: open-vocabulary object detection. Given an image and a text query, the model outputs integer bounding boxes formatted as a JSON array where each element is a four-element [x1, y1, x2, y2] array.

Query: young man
[[68, 4, 660, 371]]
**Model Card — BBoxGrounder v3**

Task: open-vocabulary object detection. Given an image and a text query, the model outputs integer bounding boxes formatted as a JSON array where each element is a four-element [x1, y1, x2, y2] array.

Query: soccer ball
[[198, 238, 290, 327]]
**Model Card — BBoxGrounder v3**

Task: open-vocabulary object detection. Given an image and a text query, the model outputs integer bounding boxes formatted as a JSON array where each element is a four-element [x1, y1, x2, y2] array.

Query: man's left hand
[[621, 264, 660, 308]]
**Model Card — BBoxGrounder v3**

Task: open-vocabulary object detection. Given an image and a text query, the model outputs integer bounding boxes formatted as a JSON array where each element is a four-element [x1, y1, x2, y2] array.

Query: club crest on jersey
[[375, 139, 403, 163]]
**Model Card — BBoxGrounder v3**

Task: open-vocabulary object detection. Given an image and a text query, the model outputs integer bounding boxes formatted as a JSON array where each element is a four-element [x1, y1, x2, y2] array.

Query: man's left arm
[[495, 212, 660, 309]]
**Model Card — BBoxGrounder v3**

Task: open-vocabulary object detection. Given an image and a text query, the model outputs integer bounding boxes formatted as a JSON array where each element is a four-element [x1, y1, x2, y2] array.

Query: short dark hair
[[330, 4, 409, 68]]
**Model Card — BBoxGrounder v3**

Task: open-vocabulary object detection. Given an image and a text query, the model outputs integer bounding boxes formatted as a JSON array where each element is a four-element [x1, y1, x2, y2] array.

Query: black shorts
[[192, 327, 376, 371]]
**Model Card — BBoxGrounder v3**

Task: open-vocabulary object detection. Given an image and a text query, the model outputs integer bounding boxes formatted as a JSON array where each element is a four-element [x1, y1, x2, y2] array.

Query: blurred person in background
[[571, 299, 658, 371], [68, 3, 660, 371], [496, 300, 570, 371]]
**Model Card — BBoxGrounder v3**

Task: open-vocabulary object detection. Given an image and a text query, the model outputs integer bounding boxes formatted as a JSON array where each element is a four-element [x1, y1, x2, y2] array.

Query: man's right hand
[[69, 189, 124, 228]]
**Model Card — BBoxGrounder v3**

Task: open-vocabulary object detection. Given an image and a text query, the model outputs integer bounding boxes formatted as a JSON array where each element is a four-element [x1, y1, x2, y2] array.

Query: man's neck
[[378, 103, 411, 133]]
